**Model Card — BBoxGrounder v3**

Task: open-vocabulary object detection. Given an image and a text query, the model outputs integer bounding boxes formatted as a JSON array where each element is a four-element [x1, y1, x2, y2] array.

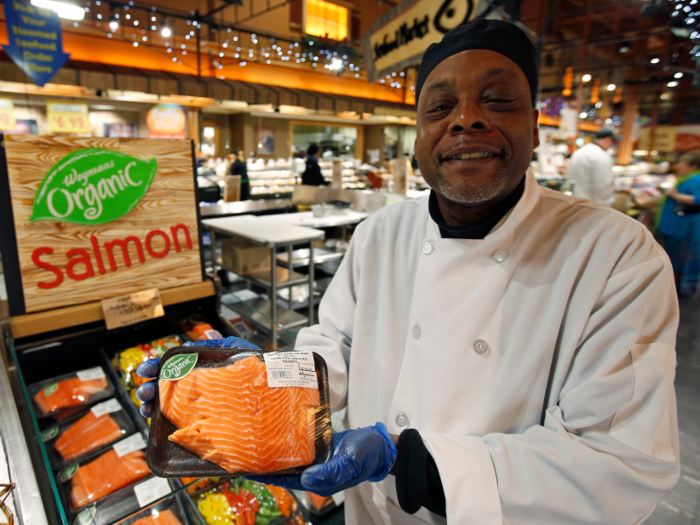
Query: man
[[138, 19, 679, 524], [301, 143, 329, 186], [229, 149, 250, 200], [569, 128, 618, 205]]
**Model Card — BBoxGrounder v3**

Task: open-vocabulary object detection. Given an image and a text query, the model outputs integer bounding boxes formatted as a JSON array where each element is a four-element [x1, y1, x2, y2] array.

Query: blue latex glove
[[247, 423, 398, 497], [135, 336, 260, 418]]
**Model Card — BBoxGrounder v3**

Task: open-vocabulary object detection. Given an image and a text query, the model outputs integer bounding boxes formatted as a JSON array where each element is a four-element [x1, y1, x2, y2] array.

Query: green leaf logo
[[74, 506, 96, 525], [160, 353, 198, 381], [30, 149, 157, 225], [41, 425, 59, 442], [58, 463, 79, 483], [44, 383, 58, 396]]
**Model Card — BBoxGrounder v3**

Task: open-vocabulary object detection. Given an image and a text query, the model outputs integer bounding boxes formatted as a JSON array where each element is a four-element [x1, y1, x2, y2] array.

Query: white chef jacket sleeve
[[421, 250, 680, 525], [593, 152, 616, 206], [293, 232, 361, 412]]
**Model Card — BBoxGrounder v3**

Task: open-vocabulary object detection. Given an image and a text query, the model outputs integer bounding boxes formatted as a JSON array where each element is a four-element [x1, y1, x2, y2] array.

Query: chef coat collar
[[429, 176, 525, 239], [426, 169, 542, 241]]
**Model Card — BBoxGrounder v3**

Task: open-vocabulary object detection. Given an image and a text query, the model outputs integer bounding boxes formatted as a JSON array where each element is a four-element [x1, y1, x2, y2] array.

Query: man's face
[[415, 50, 539, 207]]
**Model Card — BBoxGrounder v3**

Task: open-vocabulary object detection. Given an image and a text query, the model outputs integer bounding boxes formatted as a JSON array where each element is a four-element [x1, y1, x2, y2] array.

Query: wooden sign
[[1, 135, 203, 315], [101, 288, 165, 330], [361, 0, 480, 83]]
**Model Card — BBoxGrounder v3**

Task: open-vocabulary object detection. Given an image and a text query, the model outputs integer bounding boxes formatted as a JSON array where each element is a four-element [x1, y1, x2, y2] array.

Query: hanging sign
[[147, 104, 187, 139], [2, 0, 71, 87], [47, 101, 90, 134], [1, 136, 202, 314], [0, 98, 16, 131], [361, 0, 480, 83]]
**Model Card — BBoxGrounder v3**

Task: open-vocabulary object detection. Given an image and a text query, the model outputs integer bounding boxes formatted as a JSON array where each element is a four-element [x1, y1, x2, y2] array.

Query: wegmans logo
[[31, 148, 157, 225]]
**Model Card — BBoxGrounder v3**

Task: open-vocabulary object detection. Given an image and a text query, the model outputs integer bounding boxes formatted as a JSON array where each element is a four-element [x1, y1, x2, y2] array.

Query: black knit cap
[[415, 19, 539, 106]]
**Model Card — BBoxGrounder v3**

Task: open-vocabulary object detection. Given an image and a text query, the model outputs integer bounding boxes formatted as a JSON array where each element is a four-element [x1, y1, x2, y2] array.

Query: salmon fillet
[[159, 355, 320, 473], [54, 411, 124, 461], [131, 509, 183, 525], [70, 449, 149, 510], [34, 378, 108, 415]]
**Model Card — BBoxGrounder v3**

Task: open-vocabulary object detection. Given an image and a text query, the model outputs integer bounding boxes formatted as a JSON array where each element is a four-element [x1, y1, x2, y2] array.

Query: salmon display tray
[[65, 476, 182, 525], [56, 435, 151, 515], [40, 399, 135, 471], [28, 367, 115, 419], [147, 347, 333, 478]]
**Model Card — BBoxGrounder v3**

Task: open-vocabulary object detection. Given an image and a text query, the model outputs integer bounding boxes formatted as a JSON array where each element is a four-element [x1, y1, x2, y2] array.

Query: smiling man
[[137, 18, 681, 525]]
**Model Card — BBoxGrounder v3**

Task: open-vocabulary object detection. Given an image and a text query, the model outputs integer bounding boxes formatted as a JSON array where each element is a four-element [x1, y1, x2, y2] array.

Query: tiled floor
[[647, 294, 700, 524]]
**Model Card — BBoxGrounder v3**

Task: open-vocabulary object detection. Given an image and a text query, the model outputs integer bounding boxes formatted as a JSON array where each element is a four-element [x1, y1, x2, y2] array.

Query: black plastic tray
[[147, 348, 332, 478], [41, 400, 134, 471]]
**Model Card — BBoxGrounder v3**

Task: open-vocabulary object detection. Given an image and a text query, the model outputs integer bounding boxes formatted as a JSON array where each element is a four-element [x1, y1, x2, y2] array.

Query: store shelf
[[232, 266, 308, 289], [225, 294, 309, 333], [277, 247, 345, 268]]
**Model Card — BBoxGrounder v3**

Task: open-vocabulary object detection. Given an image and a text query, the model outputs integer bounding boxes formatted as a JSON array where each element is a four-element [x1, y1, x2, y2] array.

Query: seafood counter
[[4, 295, 329, 525]]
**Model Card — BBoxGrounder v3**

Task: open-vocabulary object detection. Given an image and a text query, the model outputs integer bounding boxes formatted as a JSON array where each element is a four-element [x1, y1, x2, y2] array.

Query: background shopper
[[658, 152, 700, 295], [229, 149, 250, 200], [569, 128, 618, 205], [301, 143, 329, 186]]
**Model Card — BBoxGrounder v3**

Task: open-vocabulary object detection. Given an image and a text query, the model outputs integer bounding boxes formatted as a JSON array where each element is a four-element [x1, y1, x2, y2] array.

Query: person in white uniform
[[137, 19, 680, 525], [568, 129, 618, 205]]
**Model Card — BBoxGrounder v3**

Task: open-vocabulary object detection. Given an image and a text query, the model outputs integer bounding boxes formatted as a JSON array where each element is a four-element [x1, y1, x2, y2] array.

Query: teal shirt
[[659, 171, 700, 239]]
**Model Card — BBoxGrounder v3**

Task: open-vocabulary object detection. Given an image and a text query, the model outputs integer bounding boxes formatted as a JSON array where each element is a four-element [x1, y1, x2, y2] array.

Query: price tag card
[[47, 101, 90, 133], [134, 477, 171, 508], [263, 351, 317, 388], [102, 288, 165, 330], [91, 398, 122, 417], [331, 491, 345, 506], [0, 97, 16, 131], [76, 367, 106, 381], [113, 433, 146, 457]]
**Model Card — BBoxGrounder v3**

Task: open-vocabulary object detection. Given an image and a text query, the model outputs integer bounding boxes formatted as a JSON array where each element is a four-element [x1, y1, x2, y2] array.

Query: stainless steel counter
[[0, 339, 49, 525], [199, 198, 294, 218]]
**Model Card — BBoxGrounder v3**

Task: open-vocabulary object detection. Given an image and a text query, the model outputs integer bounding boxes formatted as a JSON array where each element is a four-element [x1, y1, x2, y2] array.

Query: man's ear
[[532, 109, 540, 150]]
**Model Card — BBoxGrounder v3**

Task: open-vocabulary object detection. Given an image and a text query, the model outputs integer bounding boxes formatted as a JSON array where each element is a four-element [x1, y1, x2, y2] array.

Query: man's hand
[[134, 336, 261, 417], [248, 424, 398, 497]]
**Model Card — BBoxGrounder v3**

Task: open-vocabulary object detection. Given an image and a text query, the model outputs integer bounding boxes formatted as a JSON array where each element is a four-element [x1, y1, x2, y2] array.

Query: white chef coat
[[295, 171, 680, 525], [568, 142, 616, 206]]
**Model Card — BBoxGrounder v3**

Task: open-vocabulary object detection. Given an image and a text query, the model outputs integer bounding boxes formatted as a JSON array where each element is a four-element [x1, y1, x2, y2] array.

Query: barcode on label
[[271, 370, 292, 379]]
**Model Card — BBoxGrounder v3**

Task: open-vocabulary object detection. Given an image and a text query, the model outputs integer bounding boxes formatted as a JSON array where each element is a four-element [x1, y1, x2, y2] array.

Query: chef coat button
[[473, 339, 490, 355], [422, 242, 434, 255], [395, 413, 409, 429], [493, 250, 508, 263], [411, 325, 421, 340]]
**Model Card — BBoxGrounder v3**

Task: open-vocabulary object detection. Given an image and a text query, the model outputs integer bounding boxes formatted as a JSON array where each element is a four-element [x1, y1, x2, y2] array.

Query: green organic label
[[44, 383, 58, 396], [58, 463, 79, 483], [30, 148, 157, 225], [74, 506, 96, 525], [41, 425, 59, 442], [160, 353, 198, 381]]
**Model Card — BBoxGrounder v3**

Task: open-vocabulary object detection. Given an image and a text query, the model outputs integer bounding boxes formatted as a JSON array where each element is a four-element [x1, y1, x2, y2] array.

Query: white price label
[[331, 490, 345, 506], [91, 398, 121, 418], [134, 476, 171, 508], [76, 367, 106, 381], [263, 351, 317, 389], [113, 433, 146, 457]]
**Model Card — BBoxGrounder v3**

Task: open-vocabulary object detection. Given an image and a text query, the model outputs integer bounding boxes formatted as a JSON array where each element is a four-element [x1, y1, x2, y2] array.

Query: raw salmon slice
[[131, 509, 183, 525], [70, 449, 149, 510], [160, 355, 320, 474], [34, 378, 108, 415], [54, 411, 124, 461]]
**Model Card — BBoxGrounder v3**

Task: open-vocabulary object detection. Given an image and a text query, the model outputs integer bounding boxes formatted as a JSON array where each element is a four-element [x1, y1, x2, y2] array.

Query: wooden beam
[[10, 281, 215, 339]]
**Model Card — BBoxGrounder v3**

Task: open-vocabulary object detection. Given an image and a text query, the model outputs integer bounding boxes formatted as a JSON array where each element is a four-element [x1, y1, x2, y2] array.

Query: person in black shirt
[[230, 149, 250, 200], [301, 144, 329, 186]]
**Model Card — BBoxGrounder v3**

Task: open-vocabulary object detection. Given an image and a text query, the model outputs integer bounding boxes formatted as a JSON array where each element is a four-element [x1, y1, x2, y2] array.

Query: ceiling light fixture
[[582, 74, 592, 82], [606, 83, 616, 91], [31, 0, 84, 20]]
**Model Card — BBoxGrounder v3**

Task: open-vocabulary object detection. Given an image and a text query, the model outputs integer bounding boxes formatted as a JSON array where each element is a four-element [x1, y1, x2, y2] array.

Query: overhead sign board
[[362, 0, 480, 83], [2, 0, 70, 87], [0, 136, 202, 315]]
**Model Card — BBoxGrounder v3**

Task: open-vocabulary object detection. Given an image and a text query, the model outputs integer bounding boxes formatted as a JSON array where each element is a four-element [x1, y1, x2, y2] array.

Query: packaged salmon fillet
[[117, 335, 183, 389], [41, 398, 135, 471], [28, 367, 115, 419], [56, 431, 152, 515], [69, 480, 186, 525], [147, 348, 333, 478]]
